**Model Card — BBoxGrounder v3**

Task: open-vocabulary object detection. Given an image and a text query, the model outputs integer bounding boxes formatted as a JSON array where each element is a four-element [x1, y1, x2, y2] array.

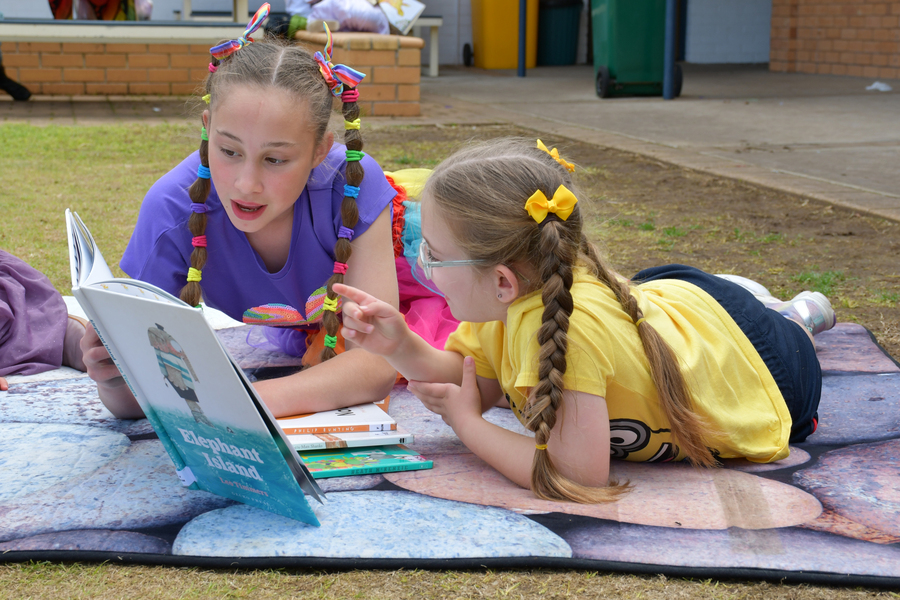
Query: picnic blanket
[[1, 322, 898, 588]]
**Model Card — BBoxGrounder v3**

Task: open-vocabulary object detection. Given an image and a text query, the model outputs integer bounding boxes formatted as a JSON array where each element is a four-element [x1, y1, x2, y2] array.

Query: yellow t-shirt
[[445, 270, 791, 463]]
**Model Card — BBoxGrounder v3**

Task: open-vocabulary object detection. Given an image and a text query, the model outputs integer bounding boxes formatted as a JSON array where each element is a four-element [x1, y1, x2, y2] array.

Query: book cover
[[278, 402, 397, 435], [65, 210, 326, 525], [286, 428, 414, 451], [378, 0, 425, 36], [299, 445, 433, 479]]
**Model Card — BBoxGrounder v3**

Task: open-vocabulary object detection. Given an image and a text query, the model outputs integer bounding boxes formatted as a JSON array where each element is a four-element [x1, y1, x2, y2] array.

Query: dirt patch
[[367, 124, 900, 361]]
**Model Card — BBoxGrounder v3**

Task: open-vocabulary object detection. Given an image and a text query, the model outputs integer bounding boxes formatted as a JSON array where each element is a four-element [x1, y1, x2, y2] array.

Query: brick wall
[[1, 32, 423, 115], [0, 41, 211, 96], [294, 31, 423, 117], [770, 0, 900, 78]]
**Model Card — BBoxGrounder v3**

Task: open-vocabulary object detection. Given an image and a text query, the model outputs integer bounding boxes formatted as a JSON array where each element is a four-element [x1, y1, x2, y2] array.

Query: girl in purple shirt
[[82, 8, 451, 419]]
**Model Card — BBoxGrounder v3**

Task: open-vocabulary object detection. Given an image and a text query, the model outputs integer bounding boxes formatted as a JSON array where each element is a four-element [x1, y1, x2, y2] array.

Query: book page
[[65, 209, 114, 289]]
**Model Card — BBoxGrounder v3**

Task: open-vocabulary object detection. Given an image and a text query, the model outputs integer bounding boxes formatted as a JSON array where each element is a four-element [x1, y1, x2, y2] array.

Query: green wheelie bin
[[590, 0, 682, 98]]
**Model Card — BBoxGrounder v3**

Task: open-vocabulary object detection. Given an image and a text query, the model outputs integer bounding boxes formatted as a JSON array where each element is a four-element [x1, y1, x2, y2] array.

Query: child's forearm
[[97, 378, 145, 420], [453, 415, 537, 489], [388, 330, 465, 385], [255, 347, 398, 418]]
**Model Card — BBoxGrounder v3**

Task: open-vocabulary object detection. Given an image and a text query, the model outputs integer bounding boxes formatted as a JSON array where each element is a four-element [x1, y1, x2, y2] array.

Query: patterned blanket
[[1, 323, 898, 587]]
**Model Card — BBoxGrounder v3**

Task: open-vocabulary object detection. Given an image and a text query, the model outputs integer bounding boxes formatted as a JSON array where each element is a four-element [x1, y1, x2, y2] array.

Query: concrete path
[[3, 63, 898, 221]]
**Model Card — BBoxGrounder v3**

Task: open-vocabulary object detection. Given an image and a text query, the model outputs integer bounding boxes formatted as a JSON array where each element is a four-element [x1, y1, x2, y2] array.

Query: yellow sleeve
[[444, 321, 500, 381], [383, 169, 433, 201], [510, 303, 614, 400]]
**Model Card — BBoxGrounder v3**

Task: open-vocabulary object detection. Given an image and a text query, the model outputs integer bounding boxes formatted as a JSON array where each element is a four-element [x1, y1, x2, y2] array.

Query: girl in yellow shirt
[[334, 138, 835, 504]]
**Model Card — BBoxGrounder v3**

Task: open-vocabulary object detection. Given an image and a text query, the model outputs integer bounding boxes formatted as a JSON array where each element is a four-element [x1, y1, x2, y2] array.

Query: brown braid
[[320, 94, 362, 362], [178, 56, 219, 307]]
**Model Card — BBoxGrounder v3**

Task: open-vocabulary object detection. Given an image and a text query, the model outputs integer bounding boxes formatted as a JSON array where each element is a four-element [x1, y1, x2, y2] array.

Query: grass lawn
[[1, 122, 898, 599]]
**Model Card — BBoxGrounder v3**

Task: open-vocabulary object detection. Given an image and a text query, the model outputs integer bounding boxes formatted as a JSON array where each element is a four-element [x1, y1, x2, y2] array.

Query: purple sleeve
[[120, 154, 197, 298]]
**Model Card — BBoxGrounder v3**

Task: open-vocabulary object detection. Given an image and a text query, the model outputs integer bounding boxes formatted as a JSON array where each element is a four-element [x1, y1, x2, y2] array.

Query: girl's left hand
[[408, 356, 482, 431]]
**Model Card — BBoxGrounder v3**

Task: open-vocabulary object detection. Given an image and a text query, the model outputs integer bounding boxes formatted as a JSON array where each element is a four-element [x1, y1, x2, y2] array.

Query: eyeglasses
[[417, 239, 487, 280]]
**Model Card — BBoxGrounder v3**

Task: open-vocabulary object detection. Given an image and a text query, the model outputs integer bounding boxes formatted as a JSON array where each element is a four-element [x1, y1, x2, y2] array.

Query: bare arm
[[82, 324, 145, 419], [254, 204, 401, 417], [415, 357, 612, 490], [334, 282, 465, 385]]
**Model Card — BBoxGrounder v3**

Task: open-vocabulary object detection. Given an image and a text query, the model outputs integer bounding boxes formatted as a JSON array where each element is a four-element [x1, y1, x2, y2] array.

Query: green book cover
[[298, 445, 433, 479]]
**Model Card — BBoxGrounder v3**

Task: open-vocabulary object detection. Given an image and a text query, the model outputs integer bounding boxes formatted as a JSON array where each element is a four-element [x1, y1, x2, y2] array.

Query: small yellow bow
[[524, 185, 579, 224], [537, 139, 575, 172]]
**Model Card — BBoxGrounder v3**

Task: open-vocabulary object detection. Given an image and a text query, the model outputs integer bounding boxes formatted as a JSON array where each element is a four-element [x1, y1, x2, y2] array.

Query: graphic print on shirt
[[242, 284, 343, 327], [609, 418, 678, 462]]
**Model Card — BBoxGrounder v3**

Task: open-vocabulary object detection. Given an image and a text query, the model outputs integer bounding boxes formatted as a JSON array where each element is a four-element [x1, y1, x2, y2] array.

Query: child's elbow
[[372, 359, 399, 398]]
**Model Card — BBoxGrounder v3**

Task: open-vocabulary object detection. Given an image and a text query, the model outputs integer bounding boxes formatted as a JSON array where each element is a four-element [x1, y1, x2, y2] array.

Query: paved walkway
[[3, 63, 899, 221]]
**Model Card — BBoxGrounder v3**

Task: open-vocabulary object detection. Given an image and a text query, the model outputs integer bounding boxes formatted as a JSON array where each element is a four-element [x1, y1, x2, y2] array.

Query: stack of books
[[277, 401, 432, 479]]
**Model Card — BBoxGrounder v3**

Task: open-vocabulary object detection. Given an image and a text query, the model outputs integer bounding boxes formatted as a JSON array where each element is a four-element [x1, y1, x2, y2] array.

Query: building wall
[[416, 0, 473, 66], [685, 0, 772, 63], [770, 0, 900, 77]]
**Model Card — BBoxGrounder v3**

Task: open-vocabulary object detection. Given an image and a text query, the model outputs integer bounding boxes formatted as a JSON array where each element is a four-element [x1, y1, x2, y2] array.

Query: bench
[[293, 30, 424, 116], [0, 19, 245, 96], [0, 19, 426, 112], [411, 16, 442, 77]]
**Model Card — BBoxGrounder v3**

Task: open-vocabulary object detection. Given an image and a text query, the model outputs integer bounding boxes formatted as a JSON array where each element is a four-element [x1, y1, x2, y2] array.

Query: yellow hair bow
[[524, 185, 579, 224], [536, 139, 575, 172]]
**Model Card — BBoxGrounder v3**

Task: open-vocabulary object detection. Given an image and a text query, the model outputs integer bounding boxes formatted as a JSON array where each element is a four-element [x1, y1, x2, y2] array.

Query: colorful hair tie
[[344, 118, 361, 130], [200, 127, 208, 141], [187, 267, 202, 282], [341, 89, 359, 103], [345, 150, 365, 162], [192, 235, 208, 248], [338, 226, 355, 240], [634, 317, 646, 327], [323, 334, 338, 349], [208, 63, 218, 73], [535, 444, 548, 451], [343, 184, 360, 198], [197, 165, 211, 179], [536, 139, 576, 173], [323, 296, 339, 312], [210, 3, 270, 59], [333, 261, 348, 274], [313, 23, 366, 97], [202, 94, 211, 104], [191, 202, 208, 214], [524, 185, 578, 224]]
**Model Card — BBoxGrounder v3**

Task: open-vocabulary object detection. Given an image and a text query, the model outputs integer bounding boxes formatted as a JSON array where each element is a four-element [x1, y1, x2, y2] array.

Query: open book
[[66, 209, 326, 525]]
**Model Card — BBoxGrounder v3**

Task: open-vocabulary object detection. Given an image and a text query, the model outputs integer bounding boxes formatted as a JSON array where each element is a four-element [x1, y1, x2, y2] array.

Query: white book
[[65, 209, 326, 525], [277, 402, 397, 435], [286, 428, 414, 451]]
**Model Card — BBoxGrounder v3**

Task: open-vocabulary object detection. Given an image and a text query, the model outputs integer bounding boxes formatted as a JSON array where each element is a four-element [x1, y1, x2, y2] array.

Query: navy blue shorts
[[631, 265, 821, 442]]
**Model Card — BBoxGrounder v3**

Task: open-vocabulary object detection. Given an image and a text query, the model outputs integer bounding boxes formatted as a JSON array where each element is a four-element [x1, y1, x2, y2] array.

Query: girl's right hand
[[333, 282, 410, 357], [81, 323, 143, 419], [81, 323, 122, 387]]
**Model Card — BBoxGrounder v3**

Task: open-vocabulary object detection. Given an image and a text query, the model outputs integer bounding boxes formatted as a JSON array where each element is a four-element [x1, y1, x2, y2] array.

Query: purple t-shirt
[[121, 144, 395, 353]]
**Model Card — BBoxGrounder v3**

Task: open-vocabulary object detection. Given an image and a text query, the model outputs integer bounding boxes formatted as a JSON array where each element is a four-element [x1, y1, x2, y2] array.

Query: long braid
[[179, 57, 219, 307], [524, 218, 627, 503], [592, 262, 716, 467], [320, 89, 363, 362]]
